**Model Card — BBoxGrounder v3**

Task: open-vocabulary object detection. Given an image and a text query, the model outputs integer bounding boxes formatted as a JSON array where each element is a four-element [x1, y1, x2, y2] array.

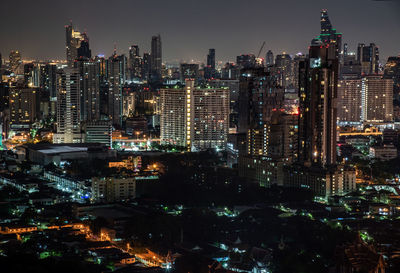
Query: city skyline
[[1, 0, 400, 63]]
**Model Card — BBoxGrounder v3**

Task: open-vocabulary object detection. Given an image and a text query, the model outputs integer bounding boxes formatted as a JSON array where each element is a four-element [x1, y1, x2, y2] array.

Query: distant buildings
[[150, 35, 162, 82]]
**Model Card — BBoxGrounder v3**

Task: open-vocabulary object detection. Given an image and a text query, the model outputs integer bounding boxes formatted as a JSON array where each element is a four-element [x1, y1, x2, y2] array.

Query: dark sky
[[1, 0, 399, 64]]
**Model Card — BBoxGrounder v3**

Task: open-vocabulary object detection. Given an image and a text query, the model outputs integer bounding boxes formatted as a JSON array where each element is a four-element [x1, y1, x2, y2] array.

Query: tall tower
[[65, 22, 84, 68], [298, 40, 338, 167], [128, 45, 142, 80], [318, 9, 342, 58], [265, 50, 274, 66], [76, 59, 100, 121], [106, 53, 126, 126], [54, 68, 82, 143], [150, 35, 162, 82], [205, 49, 216, 79]]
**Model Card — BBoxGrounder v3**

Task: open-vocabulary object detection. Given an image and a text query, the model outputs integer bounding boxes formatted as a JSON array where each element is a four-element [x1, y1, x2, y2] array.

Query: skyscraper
[[180, 63, 199, 83], [142, 53, 151, 81], [318, 9, 342, 58], [77, 59, 100, 121], [65, 22, 84, 68], [298, 40, 338, 167], [53, 68, 83, 143], [357, 43, 380, 75], [265, 50, 274, 66], [106, 53, 126, 126], [150, 35, 162, 82], [238, 67, 284, 134], [9, 50, 22, 74], [77, 33, 92, 60], [204, 48, 216, 79], [128, 45, 142, 81]]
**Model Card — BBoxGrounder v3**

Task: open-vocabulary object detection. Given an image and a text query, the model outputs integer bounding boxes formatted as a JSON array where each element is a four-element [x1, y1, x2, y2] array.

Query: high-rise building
[[9, 50, 22, 74], [298, 40, 338, 167], [77, 59, 100, 121], [237, 54, 257, 69], [53, 68, 83, 143], [221, 62, 240, 80], [160, 80, 229, 151], [238, 67, 284, 134], [77, 33, 92, 60], [318, 9, 342, 58], [9, 88, 39, 126], [337, 78, 362, 123], [40, 64, 58, 100], [204, 49, 216, 79], [265, 50, 274, 66], [65, 22, 84, 68], [128, 45, 142, 80], [160, 86, 186, 147], [284, 35, 356, 197], [357, 43, 379, 75], [106, 53, 126, 126], [361, 75, 393, 122], [142, 53, 151, 81], [150, 35, 162, 82], [384, 56, 400, 111], [274, 53, 294, 88]]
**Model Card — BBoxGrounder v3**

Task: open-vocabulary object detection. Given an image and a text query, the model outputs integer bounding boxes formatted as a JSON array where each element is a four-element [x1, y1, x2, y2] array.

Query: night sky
[[1, 0, 399, 64]]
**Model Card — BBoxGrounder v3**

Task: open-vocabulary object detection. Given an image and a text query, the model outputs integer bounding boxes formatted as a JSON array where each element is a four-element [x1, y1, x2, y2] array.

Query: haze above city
[[1, 0, 400, 63]]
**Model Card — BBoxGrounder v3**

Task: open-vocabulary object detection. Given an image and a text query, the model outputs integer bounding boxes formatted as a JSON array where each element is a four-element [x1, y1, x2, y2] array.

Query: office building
[[150, 35, 162, 82], [84, 120, 112, 146], [53, 68, 83, 143], [265, 50, 274, 66], [128, 45, 142, 80], [361, 75, 393, 122], [106, 53, 126, 126], [65, 22, 84, 67], [357, 43, 379, 75], [77, 59, 100, 121], [204, 48, 216, 79]]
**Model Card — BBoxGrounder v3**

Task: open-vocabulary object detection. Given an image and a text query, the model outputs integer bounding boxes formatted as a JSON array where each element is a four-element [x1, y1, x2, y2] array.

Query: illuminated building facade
[[53, 68, 83, 143], [9, 88, 39, 126], [65, 22, 84, 68], [160, 79, 229, 151], [106, 53, 126, 126], [337, 78, 362, 123], [361, 76, 393, 123]]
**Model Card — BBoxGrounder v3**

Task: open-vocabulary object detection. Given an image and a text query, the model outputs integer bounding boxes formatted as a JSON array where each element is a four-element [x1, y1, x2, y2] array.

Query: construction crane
[[256, 41, 266, 58]]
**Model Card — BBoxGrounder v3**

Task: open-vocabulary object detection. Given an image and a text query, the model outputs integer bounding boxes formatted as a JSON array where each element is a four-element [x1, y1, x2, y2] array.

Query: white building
[[53, 68, 83, 143], [160, 79, 229, 151]]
